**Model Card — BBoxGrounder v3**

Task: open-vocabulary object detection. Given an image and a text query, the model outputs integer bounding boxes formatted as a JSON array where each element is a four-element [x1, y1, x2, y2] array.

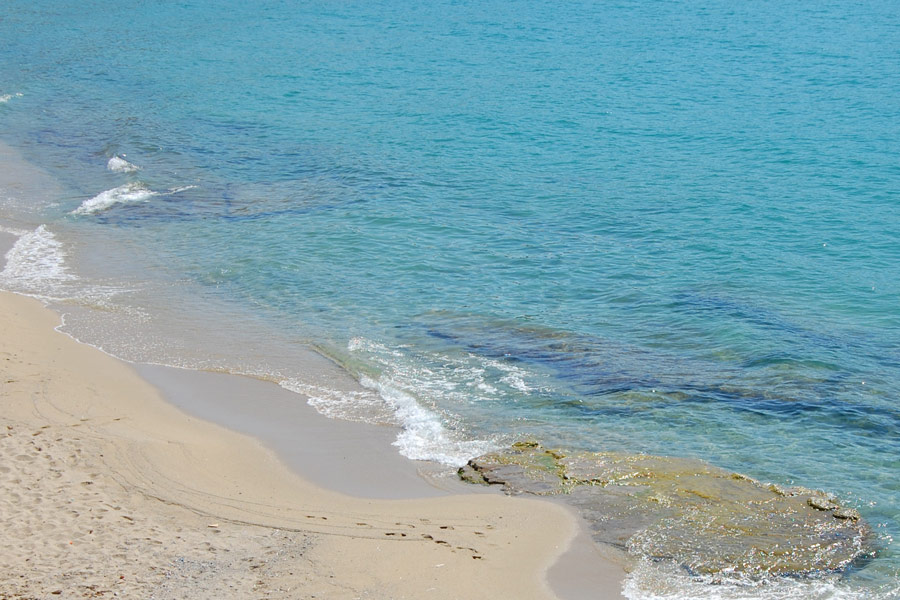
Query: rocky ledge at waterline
[[459, 442, 873, 578]]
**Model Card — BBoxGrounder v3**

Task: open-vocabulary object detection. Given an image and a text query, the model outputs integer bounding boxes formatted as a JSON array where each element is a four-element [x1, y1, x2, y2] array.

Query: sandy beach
[[0, 290, 626, 599]]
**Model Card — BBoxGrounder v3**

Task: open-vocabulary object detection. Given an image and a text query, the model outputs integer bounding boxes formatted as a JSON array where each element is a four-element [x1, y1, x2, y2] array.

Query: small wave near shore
[[107, 155, 141, 173], [72, 182, 196, 216], [72, 182, 158, 215]]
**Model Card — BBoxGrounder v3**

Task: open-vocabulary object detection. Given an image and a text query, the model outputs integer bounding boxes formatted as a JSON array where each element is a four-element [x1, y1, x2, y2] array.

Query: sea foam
[[280, 378, 395, 424], [622, 558, 898, 600], [72, 183, 198, 216], [281, 350, 499, 467], [107, 155, 141, 173], [342, 336, 504, 466], [0, 225, 75, 295], [0, 92, 23, 103], [73, 183, 158, 215], [359, 374, 499, 467]]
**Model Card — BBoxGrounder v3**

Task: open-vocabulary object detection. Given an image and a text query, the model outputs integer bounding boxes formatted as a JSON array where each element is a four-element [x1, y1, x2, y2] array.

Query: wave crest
[[0, 224, 74, 296], [107, 155, 141, 173], [73, 183, 158, 215]]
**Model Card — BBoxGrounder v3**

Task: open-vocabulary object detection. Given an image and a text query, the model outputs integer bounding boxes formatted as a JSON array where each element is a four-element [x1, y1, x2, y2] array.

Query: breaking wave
[[107, 155, 141, 173], [282, 335, 502, 467], [623, 558, 900, 600], [72, 183, 196, 215], [358, 374, 500, 467], [0, 224, 75, 294], [0, 224, 126, 303], [73, 183, 158, 215]]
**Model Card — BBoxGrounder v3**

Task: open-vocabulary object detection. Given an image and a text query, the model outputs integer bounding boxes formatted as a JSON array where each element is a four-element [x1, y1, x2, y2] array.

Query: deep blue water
[[1, 1, 899, 597]]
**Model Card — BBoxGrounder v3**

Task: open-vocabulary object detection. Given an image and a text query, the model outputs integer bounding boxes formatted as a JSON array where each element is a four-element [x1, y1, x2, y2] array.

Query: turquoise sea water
[[1, 1, 899, 597]]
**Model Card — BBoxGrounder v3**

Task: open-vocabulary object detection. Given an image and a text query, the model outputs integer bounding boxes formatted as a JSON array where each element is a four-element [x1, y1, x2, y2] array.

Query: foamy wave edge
[[0, 224, 126, 303], [280, 373, 499, 468], [107, 155, 141, 173], [280, 378, 394, 425], [0, 224, 75, 293], [73, 183, 158, 215], [623, 558, 899, 600], [360, 374, 499, 467], [0, 92, 23, 103], [73, 183, 196, 215]]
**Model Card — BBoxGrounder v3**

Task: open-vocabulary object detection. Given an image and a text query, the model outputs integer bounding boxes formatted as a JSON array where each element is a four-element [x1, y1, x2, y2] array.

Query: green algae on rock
[[459, 442, 873, 577]]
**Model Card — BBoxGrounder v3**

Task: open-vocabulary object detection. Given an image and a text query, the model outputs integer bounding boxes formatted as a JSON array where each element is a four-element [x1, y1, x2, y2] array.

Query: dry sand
[[0, 291, 626, 599]]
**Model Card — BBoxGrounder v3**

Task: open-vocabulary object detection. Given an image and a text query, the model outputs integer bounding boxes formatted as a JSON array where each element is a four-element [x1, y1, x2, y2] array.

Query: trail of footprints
[[1, 416, 494, 599], [304, 513, 490, 560]]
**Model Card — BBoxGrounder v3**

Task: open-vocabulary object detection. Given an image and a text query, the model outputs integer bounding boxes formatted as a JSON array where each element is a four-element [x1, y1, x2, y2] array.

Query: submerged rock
[[460, 442, 873, 577]]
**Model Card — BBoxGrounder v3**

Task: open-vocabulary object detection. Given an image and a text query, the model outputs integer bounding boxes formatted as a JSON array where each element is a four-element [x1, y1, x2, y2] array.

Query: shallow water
[[1, 0, 899, 597]]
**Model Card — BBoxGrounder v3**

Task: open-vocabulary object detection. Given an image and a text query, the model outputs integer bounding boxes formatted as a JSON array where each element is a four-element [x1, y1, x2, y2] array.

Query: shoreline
[[0, 290, 627, 599]]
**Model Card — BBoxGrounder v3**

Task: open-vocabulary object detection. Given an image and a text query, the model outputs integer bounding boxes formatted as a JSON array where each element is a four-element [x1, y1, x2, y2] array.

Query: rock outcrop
[[460, 442, 873, 578]]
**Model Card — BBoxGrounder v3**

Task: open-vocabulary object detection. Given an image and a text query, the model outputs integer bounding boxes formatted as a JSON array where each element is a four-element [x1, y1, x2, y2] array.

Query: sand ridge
[[0, 291, 618, 599]]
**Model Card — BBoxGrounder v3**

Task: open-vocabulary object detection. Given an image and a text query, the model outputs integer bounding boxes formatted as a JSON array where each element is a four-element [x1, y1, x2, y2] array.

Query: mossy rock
[[460, 442, 874, 577]]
